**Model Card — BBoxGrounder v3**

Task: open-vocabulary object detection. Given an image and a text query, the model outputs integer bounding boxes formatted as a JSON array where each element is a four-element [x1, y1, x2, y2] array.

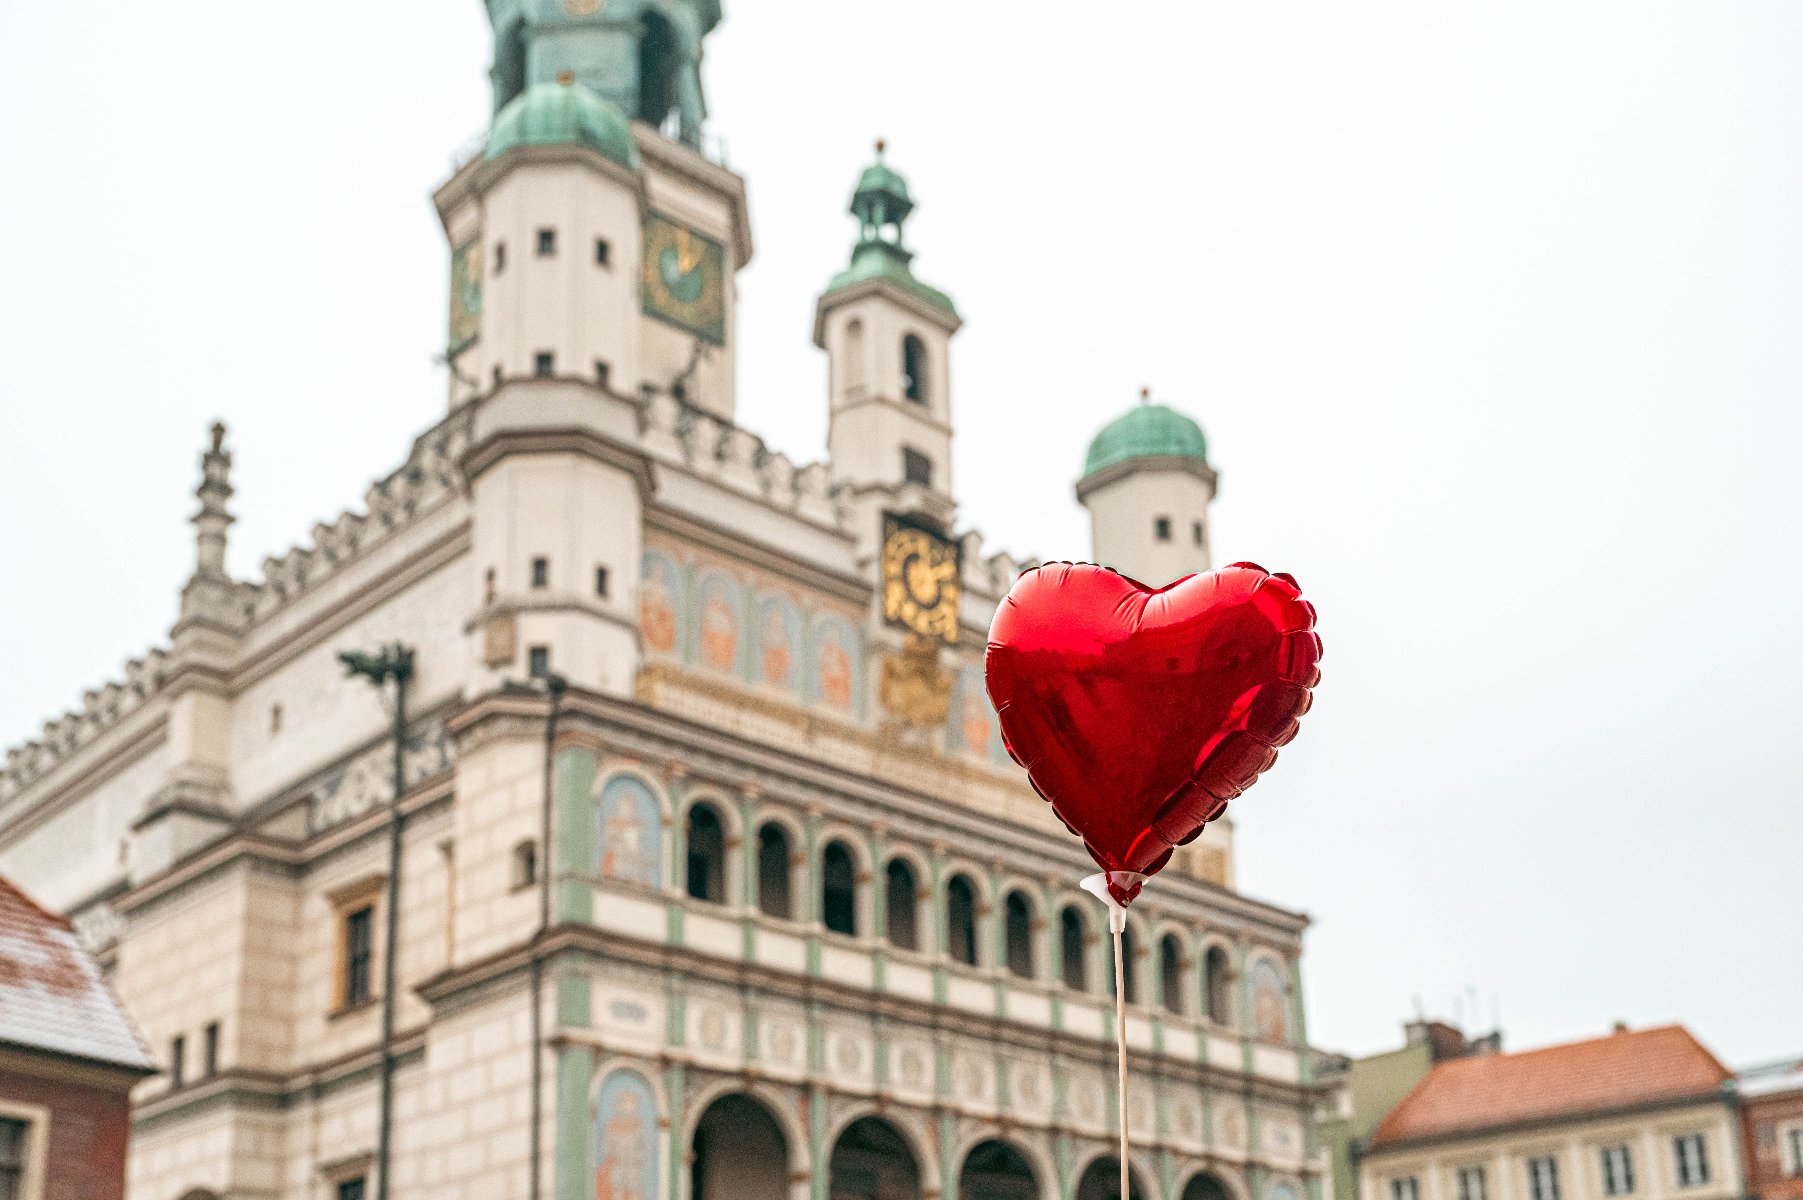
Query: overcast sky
[[2, 1, 1798, 1067]]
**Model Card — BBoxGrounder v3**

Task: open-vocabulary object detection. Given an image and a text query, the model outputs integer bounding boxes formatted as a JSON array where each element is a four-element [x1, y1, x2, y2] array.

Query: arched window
[[821, 841, 858, 936], [637, 11, 681, 128], [843, 319, 868, 394], [946, 874, 978, 966], [1004, 891, 1034, 980], [685, 804, 726, 904], [1061, 906, 1088, 991], [512, 839, 538, 891], [902, 334, 928, 404], [885, 858, 919, 951], [756, 823, 792, 919], [1160, 933, 1185, 1015], [692, 1093, 789, 1200], [1205, 944, 1232, 1025]]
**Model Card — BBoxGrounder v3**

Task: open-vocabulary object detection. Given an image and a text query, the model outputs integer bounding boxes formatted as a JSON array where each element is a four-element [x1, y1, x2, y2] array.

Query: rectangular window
[[0, 1117, 26, 1200], [1391, 1177, 1420, 1200], [1528, 1155, 1561, 1200], [203, 1021, 220, 1078], [595, 360, 611, 389], [169, 1034, 186, 1089], [901, 447, 933, 487], [594, 566, 610, 598], [337, 1178, 367, 1200], [531, 556, 549, 588], [1675, 1134, 1709, 1187], [1192, 519, 1204, 547], [1602, 1145, 1635, 1195], [494, 242, 506, 273], [1458, 1166, 1488, 1200], [343, 905, 374, 1007], [533, 351, 555, 378], [536, 228, 557, 256], [1154, 516, 1172, 542], [595, 238, 611, 266], [528, 646, 550, 678], [1787, 1127, 1803, 1177]]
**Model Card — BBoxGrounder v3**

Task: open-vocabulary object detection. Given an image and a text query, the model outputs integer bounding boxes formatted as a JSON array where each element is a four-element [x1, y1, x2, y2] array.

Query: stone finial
[[193, 421, 235, 579]]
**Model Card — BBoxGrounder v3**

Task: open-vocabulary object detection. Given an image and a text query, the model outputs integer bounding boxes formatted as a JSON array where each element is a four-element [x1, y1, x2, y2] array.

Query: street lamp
[[338, 642, 414, 1200]]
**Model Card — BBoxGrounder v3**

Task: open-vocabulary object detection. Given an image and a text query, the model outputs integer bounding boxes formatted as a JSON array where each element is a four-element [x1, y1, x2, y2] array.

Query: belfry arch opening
[[1184, 1172, 1234, 1200], [1077, 1156, 1150, 1200], [829, 1115, 920, 1199], [959, 1138, 1038, 1199], [691, 1093, 789, 1200], [637, 10, 682, 129]]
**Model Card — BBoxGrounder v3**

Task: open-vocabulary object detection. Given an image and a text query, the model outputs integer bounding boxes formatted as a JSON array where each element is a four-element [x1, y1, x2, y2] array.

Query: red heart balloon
[[985, 561, 1321, 903]]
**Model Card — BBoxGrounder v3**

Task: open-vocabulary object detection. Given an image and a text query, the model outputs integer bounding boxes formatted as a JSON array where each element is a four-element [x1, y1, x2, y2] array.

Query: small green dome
[[1083, 402, 1209, 478], [486, 79, 639, 169]]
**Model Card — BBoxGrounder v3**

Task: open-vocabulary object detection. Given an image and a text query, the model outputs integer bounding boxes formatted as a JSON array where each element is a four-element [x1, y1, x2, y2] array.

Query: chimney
[[1613, 1021, 1630, 1035]]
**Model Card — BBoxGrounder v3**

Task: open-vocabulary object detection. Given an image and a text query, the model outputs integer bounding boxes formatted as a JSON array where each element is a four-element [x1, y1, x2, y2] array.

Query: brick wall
[[0, 1061, 134, 1200], [1744, 1090, 1803, 1200]]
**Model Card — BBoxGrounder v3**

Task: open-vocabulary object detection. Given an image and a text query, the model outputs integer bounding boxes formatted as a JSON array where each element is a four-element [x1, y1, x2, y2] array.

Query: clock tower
[[815, 145, 962, 557]]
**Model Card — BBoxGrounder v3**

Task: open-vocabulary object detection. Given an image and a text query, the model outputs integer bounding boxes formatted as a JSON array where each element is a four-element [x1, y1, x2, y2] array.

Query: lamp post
[[339, 642, 415, 1200]]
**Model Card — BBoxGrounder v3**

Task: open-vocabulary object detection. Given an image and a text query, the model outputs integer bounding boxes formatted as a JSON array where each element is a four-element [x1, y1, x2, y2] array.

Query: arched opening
[[946, 874, 978, 966], [685, 803, 726, 904], [692, 1093, 789, 1200], [821, 840, 858, 936], [1160, 933, 1185, 1015], [1184, 1172, 1233, 1200], [1060, 906, 1088, 991], [885, 858, 919, 951], [637, 11, 682, 128], [512, 839, 538, 890], [902, 334, 928, 404], [1077, 1156, 1150, 1200], [959, 1138, 1038, 1199], [843, 319, 868, 394], [1205, 945, 1232, 1025], [757, 823, 792, 919], [829, 1116, 920, 1199], [1004, 891, 1034, 980]]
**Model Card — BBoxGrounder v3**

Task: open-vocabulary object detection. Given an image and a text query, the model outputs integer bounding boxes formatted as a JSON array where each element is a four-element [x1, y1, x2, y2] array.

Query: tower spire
[[193, 421, 234, 580]]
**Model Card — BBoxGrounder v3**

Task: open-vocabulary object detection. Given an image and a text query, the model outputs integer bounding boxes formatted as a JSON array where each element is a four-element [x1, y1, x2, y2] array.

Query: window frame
[[901, 446, 933, 488], [533, 351, 555, 378], [1600, 1143, 1635, 1196], [203, 1021, 220, 1079], [536, 227, 557, 256], [819, 839, 859, 937], [1154, 516, 1173, 542], [684, 802, 729, 906], [1457, 1165, 1488, 1200], [1673, 1133, 1709, 1188], [1785, 1125, 1803, 1178], [945, 872, 981, 967], [1390, 1176, 1420, 1200], [1527, 1154, 1561, 1200], [330, 877, 385, 1014], [882, 855, 921, 951], [0, 1102, 49, 1200], [1059, 904, 1090, 992]]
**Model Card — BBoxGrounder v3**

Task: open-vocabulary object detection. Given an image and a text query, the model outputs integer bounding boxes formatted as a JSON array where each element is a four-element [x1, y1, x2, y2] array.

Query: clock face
[[641, 213, 727, 344], [448, 238, 482, 358], [881, 514, 961, 644]]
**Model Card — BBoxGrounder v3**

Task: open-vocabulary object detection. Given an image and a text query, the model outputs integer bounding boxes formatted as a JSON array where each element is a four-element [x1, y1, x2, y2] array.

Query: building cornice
[[1361, 1089, 1739, 1159], [813, 275, 964, 345], [461, 424, 656, 497], [1075, 455, 1220, 504], [643, 504, 867, 605]]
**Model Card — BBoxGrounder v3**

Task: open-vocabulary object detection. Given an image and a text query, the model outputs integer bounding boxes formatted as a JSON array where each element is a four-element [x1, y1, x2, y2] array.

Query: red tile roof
[[0, 876, 154, 1073], [1369, 1025, 1730, 1148]]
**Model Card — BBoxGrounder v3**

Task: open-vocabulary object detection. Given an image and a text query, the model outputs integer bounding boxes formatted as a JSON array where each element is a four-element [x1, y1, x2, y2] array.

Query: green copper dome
[[1083, 402, 1209, 478], [486, 79, 639, 169], [823, 142, 956, 317]]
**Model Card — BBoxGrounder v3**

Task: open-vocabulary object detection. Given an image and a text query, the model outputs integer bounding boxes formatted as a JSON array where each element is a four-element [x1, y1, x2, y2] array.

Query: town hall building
[[0, 4, 1329, 1199]]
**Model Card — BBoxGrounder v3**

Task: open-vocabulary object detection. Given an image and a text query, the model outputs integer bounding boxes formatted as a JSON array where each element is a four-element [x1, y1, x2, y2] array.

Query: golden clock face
[[641, 213, 727, 344], [881, 516, 961, 643]]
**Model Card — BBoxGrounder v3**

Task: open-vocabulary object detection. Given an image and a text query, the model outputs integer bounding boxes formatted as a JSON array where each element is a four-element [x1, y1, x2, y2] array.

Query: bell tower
[[1077, 391, 1218, 587], [816, 143, 962, 552], [485, 0, 723, 147]]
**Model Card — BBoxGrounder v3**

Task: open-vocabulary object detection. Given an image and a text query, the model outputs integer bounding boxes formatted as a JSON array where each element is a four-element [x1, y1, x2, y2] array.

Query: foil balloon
[[985, 562, 1321, 905]]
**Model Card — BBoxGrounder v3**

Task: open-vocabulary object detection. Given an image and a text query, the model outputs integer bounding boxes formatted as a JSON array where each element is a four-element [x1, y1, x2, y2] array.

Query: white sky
[[1, 1, 1798, 1067]]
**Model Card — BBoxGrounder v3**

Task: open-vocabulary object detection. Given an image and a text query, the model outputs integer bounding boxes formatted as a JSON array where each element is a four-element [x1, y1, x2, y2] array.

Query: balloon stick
[[1082, 871, 1144, 1200]]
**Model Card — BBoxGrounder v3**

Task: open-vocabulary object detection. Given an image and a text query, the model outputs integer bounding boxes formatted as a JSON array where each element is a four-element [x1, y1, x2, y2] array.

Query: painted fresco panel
[[593, 1068, 658, 1200], [696, 571, 744, 675], [809, 615, 859, 711], [597, 775, 662, 889], [755, 593, 802, 692], [639, 551, 684, 656], [1251, 956, 1289, 1043]]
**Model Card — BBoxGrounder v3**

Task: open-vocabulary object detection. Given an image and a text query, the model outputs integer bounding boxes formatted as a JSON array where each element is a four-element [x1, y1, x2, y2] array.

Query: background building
[[0, 4, 1324, 1199], [0, 875, 156, 1200], [1357, 1025, 1740, 1200], [1735, 1057, 1803, 1200]]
